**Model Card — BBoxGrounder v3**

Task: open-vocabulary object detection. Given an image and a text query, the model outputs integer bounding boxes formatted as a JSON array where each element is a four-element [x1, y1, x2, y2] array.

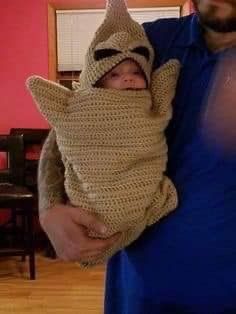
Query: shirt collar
[[176, 14, 206, 49]]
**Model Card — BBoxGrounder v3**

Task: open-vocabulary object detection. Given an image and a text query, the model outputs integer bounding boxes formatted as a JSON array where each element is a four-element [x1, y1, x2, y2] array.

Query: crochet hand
[[151, 59, 181, 118], [26, 75, 71, 126], [40, 203, 120, 262]]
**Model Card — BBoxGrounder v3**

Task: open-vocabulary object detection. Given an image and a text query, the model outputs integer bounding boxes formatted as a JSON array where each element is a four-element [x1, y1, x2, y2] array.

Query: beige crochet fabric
[[27, 0, 180, 266]]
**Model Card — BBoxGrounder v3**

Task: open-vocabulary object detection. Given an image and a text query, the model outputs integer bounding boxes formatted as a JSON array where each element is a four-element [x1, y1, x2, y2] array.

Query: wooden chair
[[10, 128, 56, 259], [0, 134, 35, 279]]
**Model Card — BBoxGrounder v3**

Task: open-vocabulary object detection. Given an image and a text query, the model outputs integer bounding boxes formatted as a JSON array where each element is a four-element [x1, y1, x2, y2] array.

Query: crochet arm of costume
[[26, 76, 71, 125], [145, 60, 181, 226], [151, 59, 181, 120], [38, 129, 67, 215]]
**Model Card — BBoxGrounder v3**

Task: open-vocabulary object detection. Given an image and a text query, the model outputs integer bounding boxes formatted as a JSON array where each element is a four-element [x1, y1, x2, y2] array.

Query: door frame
[[48, 0, 190, 81]]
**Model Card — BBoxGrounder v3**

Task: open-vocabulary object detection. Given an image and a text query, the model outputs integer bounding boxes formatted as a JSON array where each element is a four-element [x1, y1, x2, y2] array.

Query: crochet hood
[[79, 0, 154, 88]]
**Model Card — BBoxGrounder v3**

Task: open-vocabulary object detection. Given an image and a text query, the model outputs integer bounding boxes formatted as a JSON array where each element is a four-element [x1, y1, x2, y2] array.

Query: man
[[39, 0, 236, 312]]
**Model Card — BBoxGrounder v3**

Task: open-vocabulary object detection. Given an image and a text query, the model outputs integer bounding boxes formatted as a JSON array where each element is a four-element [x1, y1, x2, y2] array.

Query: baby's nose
[[123, 74, 134, 82]]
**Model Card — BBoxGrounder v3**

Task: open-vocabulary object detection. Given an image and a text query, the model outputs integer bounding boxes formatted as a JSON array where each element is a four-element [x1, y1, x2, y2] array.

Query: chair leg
[[26, 205, 36, 280], [21, 214, 26, 262], [29, 251, 35, 280]]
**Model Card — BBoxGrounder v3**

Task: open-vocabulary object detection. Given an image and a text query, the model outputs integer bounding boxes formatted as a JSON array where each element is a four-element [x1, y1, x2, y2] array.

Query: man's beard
[[192, 0, 236, 33]]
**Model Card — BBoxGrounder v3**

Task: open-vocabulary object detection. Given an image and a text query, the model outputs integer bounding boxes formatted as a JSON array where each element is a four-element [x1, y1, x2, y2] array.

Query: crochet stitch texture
[[27, 0, 180, 266]]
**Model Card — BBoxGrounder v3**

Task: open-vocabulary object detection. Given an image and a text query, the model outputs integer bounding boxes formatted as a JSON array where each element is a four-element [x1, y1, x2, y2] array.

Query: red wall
[[0, 0, 50, 134], [0, 0, 193, 135], [0, 0, 109, 134]]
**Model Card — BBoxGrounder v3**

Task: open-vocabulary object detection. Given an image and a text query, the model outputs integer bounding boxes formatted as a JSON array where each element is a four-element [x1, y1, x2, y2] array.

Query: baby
[[27, 0, 180, 266], [95, 58, 147, 90]]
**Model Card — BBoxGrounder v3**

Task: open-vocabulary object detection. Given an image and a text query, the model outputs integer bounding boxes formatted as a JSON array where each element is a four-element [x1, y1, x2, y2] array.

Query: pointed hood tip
[[106, 0, 127, 9], [105, 0, 128, 17]]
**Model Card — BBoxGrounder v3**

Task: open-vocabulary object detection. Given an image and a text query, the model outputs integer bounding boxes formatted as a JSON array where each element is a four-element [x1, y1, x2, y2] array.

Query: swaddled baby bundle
[[27, 0, 180, 266]]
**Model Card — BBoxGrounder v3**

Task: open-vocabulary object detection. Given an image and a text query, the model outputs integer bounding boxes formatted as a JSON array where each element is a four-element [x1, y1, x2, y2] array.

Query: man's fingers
[[43, 204, 122, 263], [78, 233, 122, 264], [85, 232, 121, 252], [69, 206, 107, 235], [77, 250, 104, 262], [58, 233, 121, 262]]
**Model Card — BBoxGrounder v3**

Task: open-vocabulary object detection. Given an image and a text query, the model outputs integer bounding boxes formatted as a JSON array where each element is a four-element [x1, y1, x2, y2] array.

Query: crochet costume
[[27, 0, 180, 266]]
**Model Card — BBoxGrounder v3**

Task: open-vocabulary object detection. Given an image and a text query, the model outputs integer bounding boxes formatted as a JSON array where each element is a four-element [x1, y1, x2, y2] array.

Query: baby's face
[[98, 59, 147, 90]]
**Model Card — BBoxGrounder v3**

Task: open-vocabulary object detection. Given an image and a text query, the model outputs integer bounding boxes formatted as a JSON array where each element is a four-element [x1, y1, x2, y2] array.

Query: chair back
[[9, 128, 50, 191], [10, 128, 49, 145], [0, 134, 25, 185]]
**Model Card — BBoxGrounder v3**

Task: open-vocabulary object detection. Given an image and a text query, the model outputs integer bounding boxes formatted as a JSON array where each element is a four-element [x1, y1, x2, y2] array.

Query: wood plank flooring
[[0, 253, 105, 314]]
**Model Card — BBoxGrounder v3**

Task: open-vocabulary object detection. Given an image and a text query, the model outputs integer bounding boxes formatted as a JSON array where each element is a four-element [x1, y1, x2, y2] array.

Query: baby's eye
[[110, 72, 119, 78], [133, 71, 142, 75]]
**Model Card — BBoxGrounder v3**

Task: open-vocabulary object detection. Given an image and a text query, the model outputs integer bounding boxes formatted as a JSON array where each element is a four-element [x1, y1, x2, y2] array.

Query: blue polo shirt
[[105, 14, 236, 314]]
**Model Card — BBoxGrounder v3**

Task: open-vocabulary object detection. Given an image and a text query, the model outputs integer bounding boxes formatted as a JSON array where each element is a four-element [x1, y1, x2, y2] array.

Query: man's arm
[[38, 129, 66, 218]]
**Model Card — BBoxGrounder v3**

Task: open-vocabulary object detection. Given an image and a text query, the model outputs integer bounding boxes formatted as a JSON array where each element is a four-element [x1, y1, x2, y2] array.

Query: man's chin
[[199, 15, 236, 33]]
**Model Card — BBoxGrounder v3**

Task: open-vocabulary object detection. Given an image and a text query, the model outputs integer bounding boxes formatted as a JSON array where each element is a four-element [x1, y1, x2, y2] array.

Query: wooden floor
[[0, 252, 105, 314]]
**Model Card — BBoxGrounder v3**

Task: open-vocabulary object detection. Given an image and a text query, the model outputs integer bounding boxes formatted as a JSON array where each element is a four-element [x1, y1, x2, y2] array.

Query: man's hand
[[40, 204, 120, 262], [202, 48, 236, 154]]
